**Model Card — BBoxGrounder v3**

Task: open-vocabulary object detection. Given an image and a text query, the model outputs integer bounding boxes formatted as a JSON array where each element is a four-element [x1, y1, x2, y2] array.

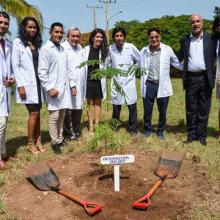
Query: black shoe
[[127, 128, 137, 136], [199, 139, 207, 146], [69, 133, 77, 140], [129, 131, 137, 136], [69, 132, 79, 141], [51, 144, 62, 154], [74, 132, 80, 138], [183, 137, 194, 144], [59, 140, 67, 147], [157, 133, 165, 140], [142, 130, 152, 138]]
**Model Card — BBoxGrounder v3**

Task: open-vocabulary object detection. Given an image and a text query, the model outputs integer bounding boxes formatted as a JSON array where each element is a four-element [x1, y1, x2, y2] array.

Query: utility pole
[[99, 0, 116, 43], [87, 4, 103, 29]]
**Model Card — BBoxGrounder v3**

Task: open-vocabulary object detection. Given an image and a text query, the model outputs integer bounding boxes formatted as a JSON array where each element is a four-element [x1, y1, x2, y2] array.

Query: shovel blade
[[26, 162, 60, 191], [154, 150, 185, 178]]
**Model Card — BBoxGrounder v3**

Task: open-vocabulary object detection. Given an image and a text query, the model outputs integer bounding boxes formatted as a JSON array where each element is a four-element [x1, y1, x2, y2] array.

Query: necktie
[[0, 38, 6, 57]]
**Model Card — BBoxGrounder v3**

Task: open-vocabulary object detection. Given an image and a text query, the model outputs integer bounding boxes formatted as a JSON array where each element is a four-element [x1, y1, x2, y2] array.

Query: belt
[[187, 70, 206, 76], [146, 79, 159, 84]]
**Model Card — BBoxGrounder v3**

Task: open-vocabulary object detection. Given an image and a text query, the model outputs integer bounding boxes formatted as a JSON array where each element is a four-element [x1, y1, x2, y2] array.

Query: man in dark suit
[[212, 16, 220, 139], [178, 14, 215, 146]]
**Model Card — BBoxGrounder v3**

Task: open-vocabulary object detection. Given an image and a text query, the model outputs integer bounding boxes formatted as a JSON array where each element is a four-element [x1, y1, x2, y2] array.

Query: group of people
[[0, 11, 219, 169]]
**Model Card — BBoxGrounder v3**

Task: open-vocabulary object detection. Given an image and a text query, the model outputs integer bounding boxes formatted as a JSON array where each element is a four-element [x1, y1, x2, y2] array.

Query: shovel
[[26, 162, 103, 216], [132, 150, 184, 209]]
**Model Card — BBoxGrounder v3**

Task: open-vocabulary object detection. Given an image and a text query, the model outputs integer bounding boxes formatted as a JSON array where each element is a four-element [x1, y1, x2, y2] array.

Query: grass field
[[0, 78, 220, 219]]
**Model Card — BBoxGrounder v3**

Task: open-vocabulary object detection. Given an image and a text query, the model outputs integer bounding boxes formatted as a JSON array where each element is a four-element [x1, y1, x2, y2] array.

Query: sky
[[7, 0, 220, 41]]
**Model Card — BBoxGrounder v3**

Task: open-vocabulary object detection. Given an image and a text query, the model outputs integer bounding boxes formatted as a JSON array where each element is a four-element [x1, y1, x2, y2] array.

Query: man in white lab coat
[[0, 12, 14, 169], [38, 22, 76, 154], [62, 27, 85, 140], [140, 28, 182, 139], [109, 27, 140, 134]]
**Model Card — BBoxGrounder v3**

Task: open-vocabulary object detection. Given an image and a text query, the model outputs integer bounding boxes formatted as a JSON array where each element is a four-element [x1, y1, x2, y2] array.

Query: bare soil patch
[[4, 146, 213, 220]]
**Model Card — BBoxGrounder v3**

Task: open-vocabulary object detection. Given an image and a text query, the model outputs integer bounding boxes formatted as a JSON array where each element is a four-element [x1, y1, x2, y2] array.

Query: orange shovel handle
[[58, 189, 103, 215], [132, 178, 164, 209], [147, 179, 163, 198]]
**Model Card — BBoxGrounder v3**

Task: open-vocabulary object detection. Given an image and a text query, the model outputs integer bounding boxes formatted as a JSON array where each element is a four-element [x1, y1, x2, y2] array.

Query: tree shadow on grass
[[138, 118, 218, 138], [166, 119, 186, 133], [207, 126, 219, 138], [6, 130, 51, 157], [166, 119, 219, 137], [116, 119, 186, 134]]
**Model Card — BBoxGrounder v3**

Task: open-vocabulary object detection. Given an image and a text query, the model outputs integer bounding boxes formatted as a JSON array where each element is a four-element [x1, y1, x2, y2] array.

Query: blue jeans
[[143, 81, 169, 135]]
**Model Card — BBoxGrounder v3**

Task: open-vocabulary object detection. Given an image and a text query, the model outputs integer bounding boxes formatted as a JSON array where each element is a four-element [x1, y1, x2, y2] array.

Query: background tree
[[214, 6, 220, 18], [80, 32, 90, 47], [114, 15, 212, 51], [0, 0, 43, 28]]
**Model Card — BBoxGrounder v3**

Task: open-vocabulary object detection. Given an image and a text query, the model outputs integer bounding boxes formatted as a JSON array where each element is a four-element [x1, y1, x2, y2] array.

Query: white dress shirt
[[188, 32, 206, 72]]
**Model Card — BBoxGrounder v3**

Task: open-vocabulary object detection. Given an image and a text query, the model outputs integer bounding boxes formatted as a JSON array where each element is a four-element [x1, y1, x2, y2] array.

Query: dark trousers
[[112, 103, 137, 132], [185, 74, 212, 140], [63, 109, 82, 135], [143, 81, 169, 135]]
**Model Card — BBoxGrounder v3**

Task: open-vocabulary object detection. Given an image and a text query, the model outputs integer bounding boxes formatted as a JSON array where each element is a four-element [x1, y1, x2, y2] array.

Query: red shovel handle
[[81, 201, 103, 215], [132, 178, 164, 209], [58, 189, 103, 215], [132, 194, 152, 209]]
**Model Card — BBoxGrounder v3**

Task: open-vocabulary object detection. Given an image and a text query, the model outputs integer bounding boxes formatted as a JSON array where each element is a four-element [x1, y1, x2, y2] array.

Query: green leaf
[[0, 0, 43, 29]]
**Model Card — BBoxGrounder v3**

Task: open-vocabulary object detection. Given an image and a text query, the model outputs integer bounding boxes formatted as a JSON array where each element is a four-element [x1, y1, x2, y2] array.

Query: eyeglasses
[[149, 35, 160, 40]]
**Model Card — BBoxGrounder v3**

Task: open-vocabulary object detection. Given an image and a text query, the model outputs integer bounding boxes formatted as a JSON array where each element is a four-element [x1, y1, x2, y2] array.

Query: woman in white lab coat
[[109, 27, 140, 134], [12, 17, 45, 154], [82, 28, 108, 134]]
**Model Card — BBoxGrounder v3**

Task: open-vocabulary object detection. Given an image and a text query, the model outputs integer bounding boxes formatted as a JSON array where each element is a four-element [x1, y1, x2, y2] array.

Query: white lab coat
[[38, 40, 75, 111], [12, 38, 43, 104], [140, 43, 182, 98], [62, 41, 85, 109], [81, 45, 107, 99], [0, 38, 12, 117], [109, 42, 140, 105]]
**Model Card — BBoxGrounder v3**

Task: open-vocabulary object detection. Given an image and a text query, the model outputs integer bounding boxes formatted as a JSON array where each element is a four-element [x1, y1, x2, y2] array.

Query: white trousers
[[0, 117, 7, 156], [48, 109, 66, 145]]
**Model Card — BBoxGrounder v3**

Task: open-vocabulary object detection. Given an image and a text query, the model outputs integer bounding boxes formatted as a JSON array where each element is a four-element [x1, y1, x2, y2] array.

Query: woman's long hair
[[19, 17, 42, 48], [212, 16, 220, 39], [89, 28, 108, 62]]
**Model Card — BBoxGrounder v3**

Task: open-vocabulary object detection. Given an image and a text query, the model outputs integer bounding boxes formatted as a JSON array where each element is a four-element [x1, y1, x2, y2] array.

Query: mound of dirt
[[5, 148, 212, 220]]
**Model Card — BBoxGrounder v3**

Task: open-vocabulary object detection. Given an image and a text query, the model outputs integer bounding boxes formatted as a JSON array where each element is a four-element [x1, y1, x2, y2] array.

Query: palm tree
[[0, 0, 43, 28]]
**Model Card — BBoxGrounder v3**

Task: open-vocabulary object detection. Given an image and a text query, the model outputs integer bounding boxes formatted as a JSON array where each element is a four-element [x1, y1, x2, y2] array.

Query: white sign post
[[100, 155, 135, 192]]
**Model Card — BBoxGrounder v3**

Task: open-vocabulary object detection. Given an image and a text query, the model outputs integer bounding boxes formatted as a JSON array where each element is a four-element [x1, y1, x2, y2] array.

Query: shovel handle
[[81, 201, 103, 216], [132, 195, 152, 209], [57, 189, 103, 215], [132, 178, 164, 209], [147, 178, 163, 198]]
